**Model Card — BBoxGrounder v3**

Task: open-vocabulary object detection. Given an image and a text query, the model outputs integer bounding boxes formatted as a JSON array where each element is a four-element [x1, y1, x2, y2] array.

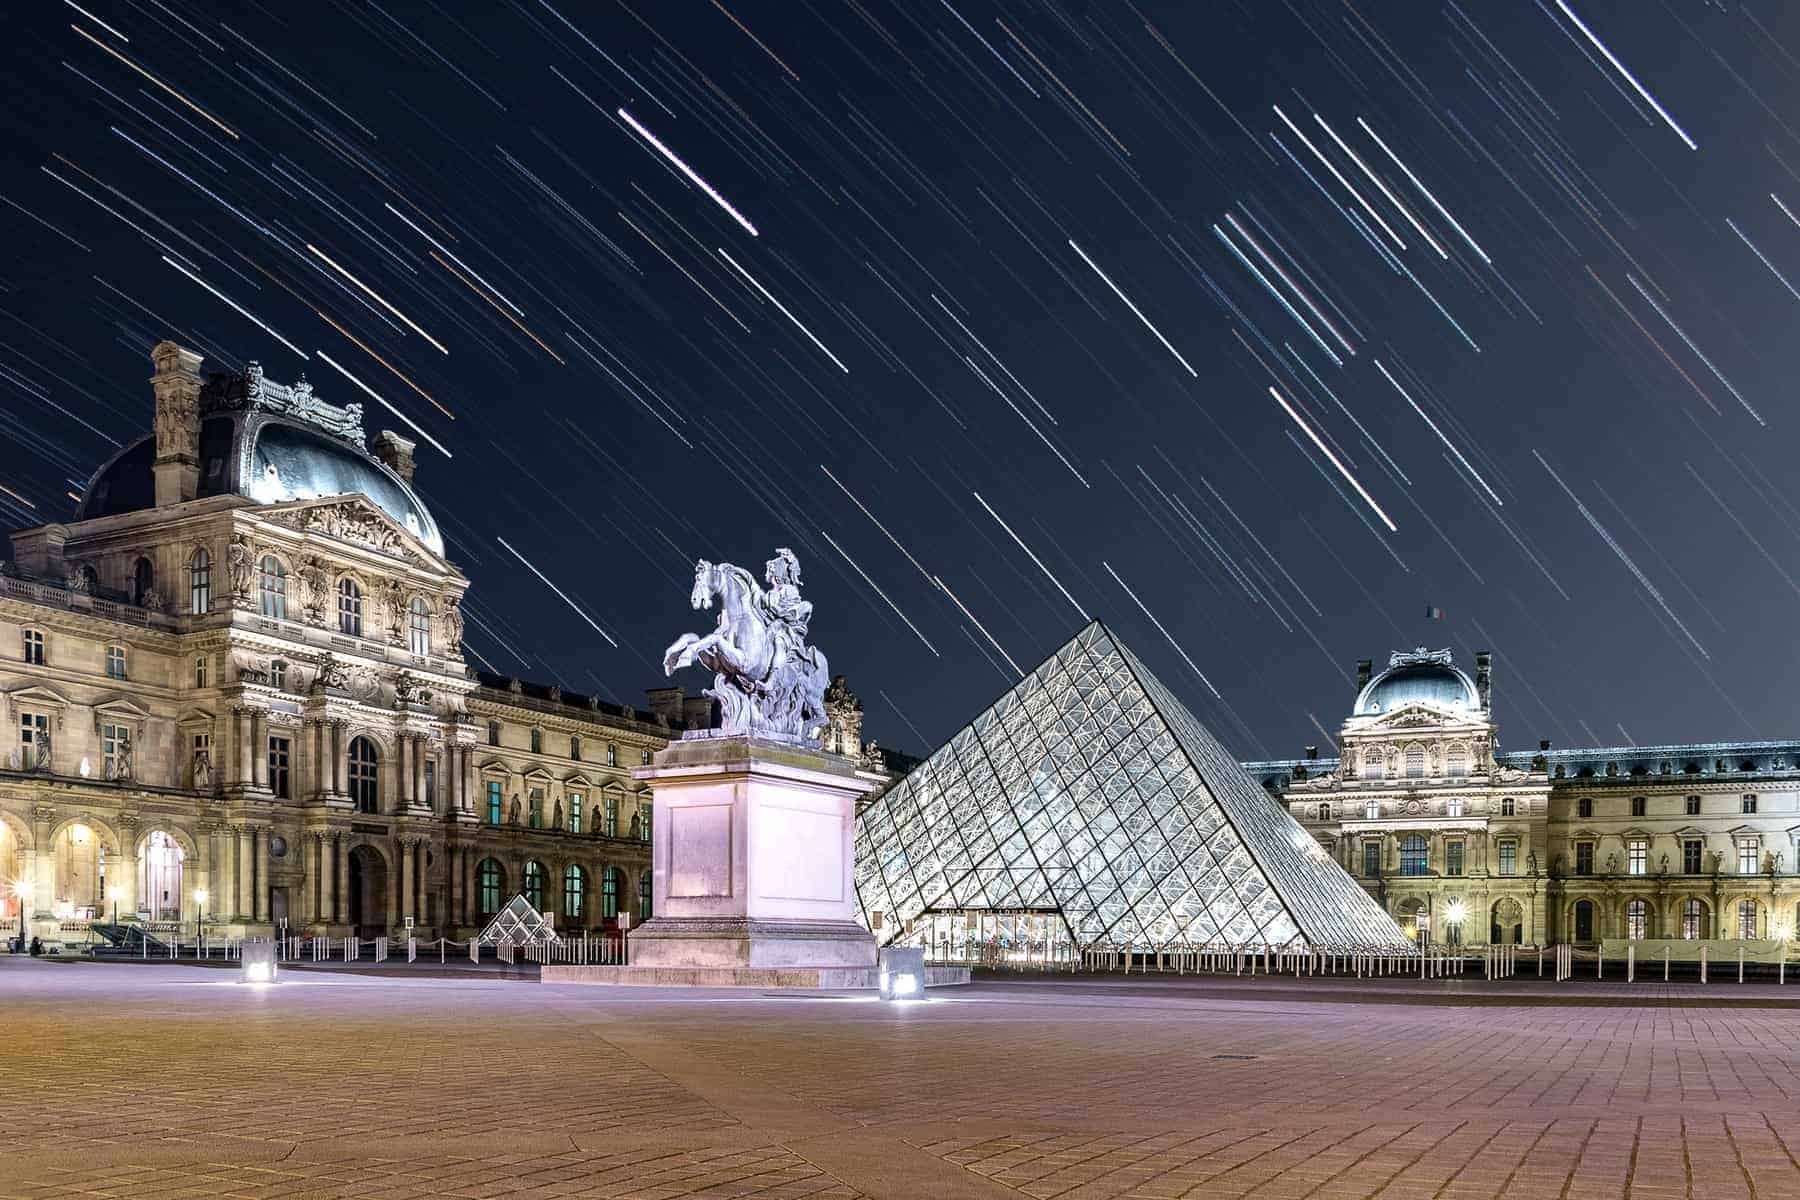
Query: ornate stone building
[[1, 343, 685, 948], [1247, 648, 1800, 948]]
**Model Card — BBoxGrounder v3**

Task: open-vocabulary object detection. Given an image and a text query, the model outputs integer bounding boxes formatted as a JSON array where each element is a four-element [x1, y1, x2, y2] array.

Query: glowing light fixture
[[878, 946, 925, 1001], [240, 939, 276, 985], [1444, 900, 1468, 925]]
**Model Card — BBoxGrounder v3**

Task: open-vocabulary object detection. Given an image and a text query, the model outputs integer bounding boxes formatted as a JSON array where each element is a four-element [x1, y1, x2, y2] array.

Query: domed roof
[[76, 363, 443, 557], [1354, 649, 1479, 717]]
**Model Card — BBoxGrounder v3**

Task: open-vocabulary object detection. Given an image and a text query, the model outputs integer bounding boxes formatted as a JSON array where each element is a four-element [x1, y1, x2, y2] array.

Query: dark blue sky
[[2, 1, 1797, 758]]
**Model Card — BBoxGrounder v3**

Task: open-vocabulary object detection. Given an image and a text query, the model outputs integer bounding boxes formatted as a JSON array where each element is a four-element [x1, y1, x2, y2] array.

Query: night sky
[[1, 1, 1797, 760]]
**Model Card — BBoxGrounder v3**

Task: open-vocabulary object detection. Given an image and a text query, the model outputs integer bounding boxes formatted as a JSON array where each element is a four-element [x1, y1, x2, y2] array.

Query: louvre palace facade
[[0, 342, 706, 949], [1248, 648, 1800, 948]]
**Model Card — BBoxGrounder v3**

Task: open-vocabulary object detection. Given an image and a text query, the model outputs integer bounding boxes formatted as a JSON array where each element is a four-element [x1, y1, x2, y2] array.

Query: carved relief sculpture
[[441, 596, 463, 652], [297, 556, 328, 624], [382, 578, 406, 644], [227, 532, 254, 605]]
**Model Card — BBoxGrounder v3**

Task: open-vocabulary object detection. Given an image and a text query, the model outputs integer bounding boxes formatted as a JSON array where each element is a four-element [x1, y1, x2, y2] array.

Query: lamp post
[[193, 888, 207, 951], [106, 885, 121, 927], [10, 880, 29, 954]]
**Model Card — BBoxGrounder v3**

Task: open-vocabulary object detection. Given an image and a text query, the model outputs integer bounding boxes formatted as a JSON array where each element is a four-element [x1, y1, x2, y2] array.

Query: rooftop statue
[[663, 548, 831, 744]]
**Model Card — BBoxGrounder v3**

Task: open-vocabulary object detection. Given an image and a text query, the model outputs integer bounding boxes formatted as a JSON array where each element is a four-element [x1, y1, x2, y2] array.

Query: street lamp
[[106, 885, 121, 926], [193, 888, 207, 948], [9, 880, 28, 953]]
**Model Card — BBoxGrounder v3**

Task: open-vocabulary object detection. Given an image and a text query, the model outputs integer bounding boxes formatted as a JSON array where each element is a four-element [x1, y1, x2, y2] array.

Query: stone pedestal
[[628, 735, 877, 972]]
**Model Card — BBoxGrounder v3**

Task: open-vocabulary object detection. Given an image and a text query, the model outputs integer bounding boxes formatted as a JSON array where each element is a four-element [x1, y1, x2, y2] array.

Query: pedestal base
[[541, 963, 972, 989], [627, 916, 876, 970]]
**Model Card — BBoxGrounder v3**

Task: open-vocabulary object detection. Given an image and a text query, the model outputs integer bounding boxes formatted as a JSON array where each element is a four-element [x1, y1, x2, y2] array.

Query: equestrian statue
[[662, 548, 831, 744]]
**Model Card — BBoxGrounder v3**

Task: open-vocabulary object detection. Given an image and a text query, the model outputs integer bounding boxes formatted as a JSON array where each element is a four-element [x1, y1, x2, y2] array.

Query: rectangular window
[[602, 794, 618, 837], [1630, 796, 1646, 817], [1362, 840, 1380, 878], [1499, 797, 1516, 816], [1683, 839, 1703, 874], [101, 723, 127, 780], [487, 721, 500, 747], [1686, 795, 1700, 816], [607, 743, 618, 767], [1739, 838, 1760, 874], [105, 646, 126, 679], [639, 803, 652, 841], [1742, 795, 1758, 815], [1361, 752, 1383, 780], [570, 736, 581, 761], [1446, 841, 1464, 876], [1404, 745, 1425, 778], [268, 736, 290, 799], [194, 655, 208, 687], [1498, 840, 1517, 876], [486, 780, 503, 825], [423, 759, 436, 810], [269, 660, 286, 690], [22, 629, 44, 666], [1575, 842, 1594, 875], [568, 792, 583, 834], [1364, 798, 1380, 820], [20, 711, 49, 770], [1577, 797, 1593, 819], [529, 787, 544, 828], [641, 749, 652, 766], [530, 728, 542, 755], [1446, 797, 1465, 818], [1627, 839, 1646, 876]]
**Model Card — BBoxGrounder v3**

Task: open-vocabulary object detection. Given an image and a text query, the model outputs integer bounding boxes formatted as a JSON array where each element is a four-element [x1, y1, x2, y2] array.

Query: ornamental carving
[[381, 578, 406, 644], [227, 532, 255, 607], [268, 499, 423, 563], [200, 361, 365, 441], [441, 596, 463, 652], [297, 556, 329, 624]]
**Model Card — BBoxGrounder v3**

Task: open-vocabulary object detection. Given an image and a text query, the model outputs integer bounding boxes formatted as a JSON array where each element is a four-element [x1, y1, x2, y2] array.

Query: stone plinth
[[628, 734, 878, 974], [541, 963, 972, 988]]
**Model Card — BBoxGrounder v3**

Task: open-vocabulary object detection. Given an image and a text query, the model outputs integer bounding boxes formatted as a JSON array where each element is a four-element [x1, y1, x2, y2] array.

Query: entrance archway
[[346, 845, 389, 938], [1491, 898, 1524, 945], [1572, 899, 1595, 944], [1396, 897, 1428, 944]]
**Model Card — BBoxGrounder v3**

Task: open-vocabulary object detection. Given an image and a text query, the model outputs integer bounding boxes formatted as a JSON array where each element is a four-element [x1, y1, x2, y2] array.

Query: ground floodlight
[[878, 946, 924, 1000], [241, 939, 277, 985]]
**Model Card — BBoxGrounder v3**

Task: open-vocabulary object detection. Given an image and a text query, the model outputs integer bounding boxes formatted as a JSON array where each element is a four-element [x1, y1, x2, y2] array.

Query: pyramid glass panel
[[854, 621, 1412, 952]]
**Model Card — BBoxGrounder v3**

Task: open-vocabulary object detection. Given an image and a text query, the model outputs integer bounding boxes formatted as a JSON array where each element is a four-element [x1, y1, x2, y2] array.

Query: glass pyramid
[[854, 621, 1412, 951]]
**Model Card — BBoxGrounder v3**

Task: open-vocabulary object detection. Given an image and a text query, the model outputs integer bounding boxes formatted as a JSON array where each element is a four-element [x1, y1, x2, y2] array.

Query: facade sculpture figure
[[227, 533, 254, 602], [662, 549, 830, 743]]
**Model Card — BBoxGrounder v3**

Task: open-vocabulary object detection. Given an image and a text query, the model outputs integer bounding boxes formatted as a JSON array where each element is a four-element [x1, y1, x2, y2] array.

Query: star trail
[[0, 1, 1797, 758]]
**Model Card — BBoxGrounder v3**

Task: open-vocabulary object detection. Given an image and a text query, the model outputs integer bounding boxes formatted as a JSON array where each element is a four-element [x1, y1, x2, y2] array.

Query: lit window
[[485, 780, 502, 825], [641, 749, 652, 766], [1681, 899, 1705, 939], [1316, 802, 1331, 821], [348, 736, 378, 813], [522, 861, 545, 911], [1625, 899, 1648, 941], [1361, 751, 1383, 780], [188, 548, 210, 614], [105, 645, 126, 679], [269, 660, 286, 690], [423, 758, 436, 810], [1575, 842, 1594, 875], [639, 802, 652, 843], [602, 794, 619, 837], [1739, 838, 1760, 875], [1686, 795, 1701, 816], [1399, 834, 1428, 876], [1630, 796, 1646, 818], [194, 655, 207, 687], [20, 711, 49, 771], [1446, 796, 1464, 818], [337, 578, 362, 636], [1446, 841, 1464, 876], [1577, 797, 1593, 819], [568, 791, 583, 833], [601, 866, 620, 918], [407, 596, 430, 655], [1445, 745, 1468, 778], [1739, 899, 1759, 939], [477, 858, 502, 916], [101, 723, 128, 779], [22, 629, 44, 666], [570, 736, 581, 761], [1683, 839, 1703, 874], [563, 864, 585, 920], [258, 556, 286, 619], [529, 787, 544, 828], [607, 743, 618, 767], [1627, 840, 1647, 876], [639, 870, 653, 919], [487, 721, 500, 747], [1742, 795, 1758, 815], [1404, 745, 1425, 778], [530, 728, 542, 755], [1364, 798, 1380, 820], [1498, 841, 1517, 875], [1499, 797, 1516, 816], [268, 736, 290, 799], [1362, 840, 1380, 878]]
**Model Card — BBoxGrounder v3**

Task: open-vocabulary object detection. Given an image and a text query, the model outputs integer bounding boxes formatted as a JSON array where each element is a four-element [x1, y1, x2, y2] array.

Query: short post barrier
[[407, 936, 417, 963], [1537, 947, 1543, 977], [1700, 944, 1708, 984], [1663, 947, 1669, 982], [1597, 945, 1604, 980], [470, 938, 480, 963], [1738, 946, 1745, 984], [1627, 944, 1635, 984]]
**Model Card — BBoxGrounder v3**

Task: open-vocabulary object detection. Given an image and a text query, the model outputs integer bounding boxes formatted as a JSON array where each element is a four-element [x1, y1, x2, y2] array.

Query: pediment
[[92, 695, 153, 723], [3, 683, 73, 713], [259, 495, 442, 568], [563, 771, 594, 787], [1370, 705, 1453, 730], [521, 765, 555, 782]]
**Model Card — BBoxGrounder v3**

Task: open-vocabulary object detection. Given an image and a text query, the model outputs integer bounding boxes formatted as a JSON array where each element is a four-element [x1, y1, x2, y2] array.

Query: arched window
[[348, 737, 379, 813], [79, 564, 99, 594], [1738, 899, 1759, 940], [1317, 802, 1332, 821], [1446, 744, 1468, 778], [1360, 750, 1383, 780], [134, 557, 155, 607], [1681, 898, 1706, 939], [258, 556, 286, 619], [187, 549, 209, 614], [407, 595, 430, 655], [1403, 744, 1426, 778], [1625, 898, 1648, 941], [1364, 798, 1380, 821], [522, 860, 546, 911], [476, 858, 503, 916], [562, 864, 585, 920], [139, 830, 184, 922], [601, 866, 620, 919], [638, 870, 653, 919], [1399, 834, 1428, 876], [337, 578, 362, 636]]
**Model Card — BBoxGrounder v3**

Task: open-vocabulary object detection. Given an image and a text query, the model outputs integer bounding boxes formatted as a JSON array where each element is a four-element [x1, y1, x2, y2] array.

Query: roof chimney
[[1305, 745, 1318, 761], [1474, 650, 1492, 712], [150, 341, 204, 506], [373, 430, 417, 482], [1355, 658, 1373, 691]]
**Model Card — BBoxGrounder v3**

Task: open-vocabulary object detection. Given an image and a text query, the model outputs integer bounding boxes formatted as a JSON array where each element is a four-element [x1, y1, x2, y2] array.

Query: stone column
[[414, 741, 427, 809], [330, 721, 346, 794], [446, 844, 460, 932], [111, 820, 138, 922], [234, 708, 253, 789], [461, 746, 477, 816], [309, 834, 322, 924], [250, 711, 268, 790], [235, 827, 253, 921], [252, 827, 266, 922], [414, 840, 427, 925], [395, 837, 409, 927], [309, 720, 326, 797], [462, 847, 474, 926], [333, 835, 347, 926], [396, 735, 411, 815]]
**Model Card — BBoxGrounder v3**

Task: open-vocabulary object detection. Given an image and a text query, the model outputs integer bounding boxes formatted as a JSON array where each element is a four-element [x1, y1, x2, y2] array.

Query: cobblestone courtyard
[[4, 958, 1799, 1199]]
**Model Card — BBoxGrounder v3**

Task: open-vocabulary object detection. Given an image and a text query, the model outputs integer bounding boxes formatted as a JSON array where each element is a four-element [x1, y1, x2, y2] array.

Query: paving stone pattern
[[4, 959, 1799, 1199]]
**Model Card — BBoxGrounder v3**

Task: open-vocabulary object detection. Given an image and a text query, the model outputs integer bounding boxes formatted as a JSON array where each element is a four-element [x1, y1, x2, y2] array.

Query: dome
[[1355, 650, 1478, 716], [75, 363, 443, 557]]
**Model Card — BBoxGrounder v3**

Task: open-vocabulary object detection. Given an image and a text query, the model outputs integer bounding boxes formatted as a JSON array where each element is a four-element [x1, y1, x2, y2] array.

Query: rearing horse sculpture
[[663, 557, 830, 743]]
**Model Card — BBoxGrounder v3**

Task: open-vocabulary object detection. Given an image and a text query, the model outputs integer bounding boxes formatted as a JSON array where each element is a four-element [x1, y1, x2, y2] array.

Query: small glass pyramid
[[854, 621, 1412, 951]]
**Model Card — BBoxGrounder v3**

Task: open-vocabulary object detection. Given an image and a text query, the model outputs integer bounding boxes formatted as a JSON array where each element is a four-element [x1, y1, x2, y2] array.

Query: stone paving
[[3, 958, 1799, 1199]]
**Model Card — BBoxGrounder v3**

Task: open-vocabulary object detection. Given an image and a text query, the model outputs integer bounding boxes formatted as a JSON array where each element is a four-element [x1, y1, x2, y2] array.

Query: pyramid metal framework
[[854, 622, 1412, 951], [475, 894, 562, 947]]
